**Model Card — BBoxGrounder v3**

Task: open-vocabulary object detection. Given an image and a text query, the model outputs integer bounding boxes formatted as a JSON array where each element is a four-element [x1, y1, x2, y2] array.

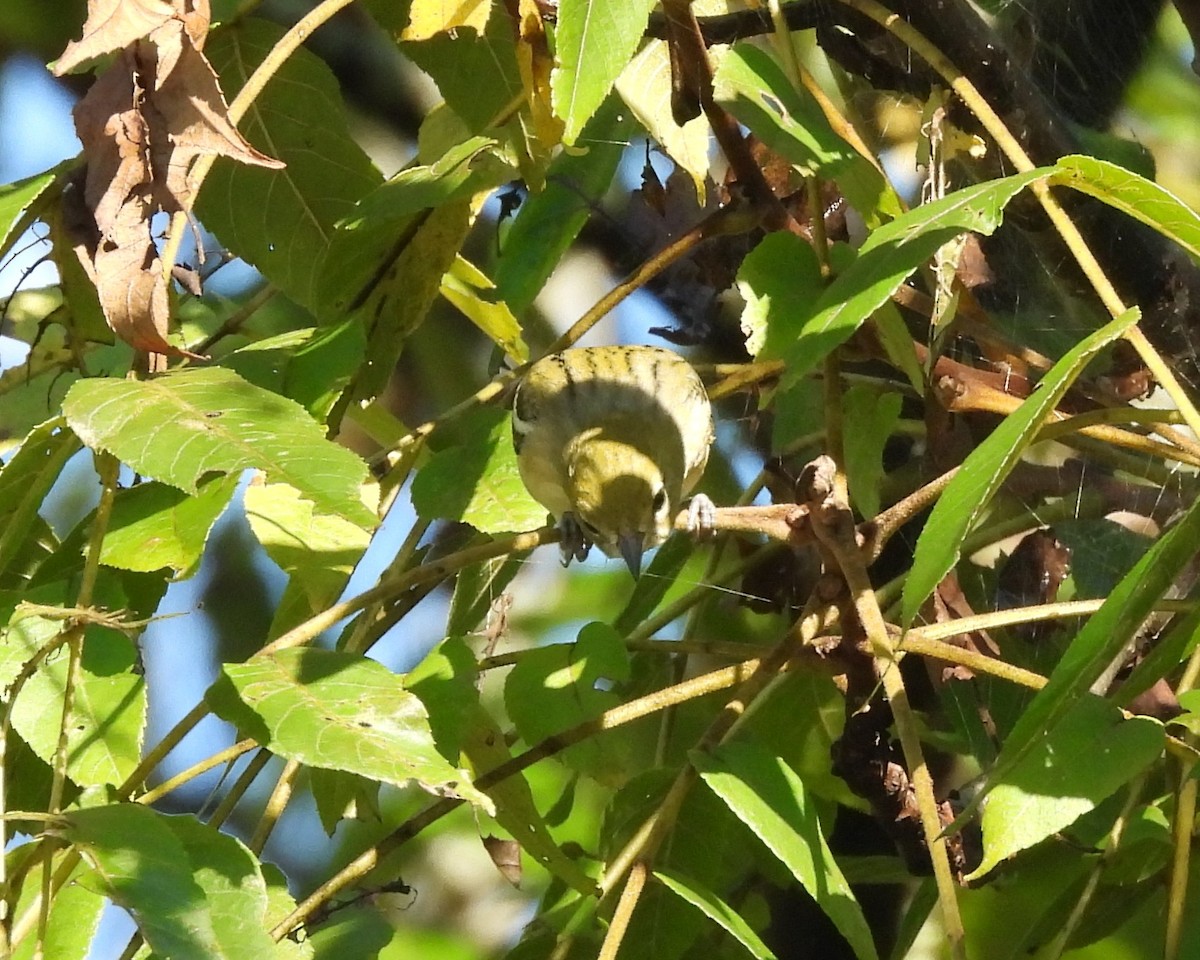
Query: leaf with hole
[[208, 648, 492, 811], [62, 367, 375, 527]]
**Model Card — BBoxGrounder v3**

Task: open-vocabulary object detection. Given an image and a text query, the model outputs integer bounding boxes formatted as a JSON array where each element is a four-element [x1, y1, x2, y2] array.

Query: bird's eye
[[652, 488, 668, 513]]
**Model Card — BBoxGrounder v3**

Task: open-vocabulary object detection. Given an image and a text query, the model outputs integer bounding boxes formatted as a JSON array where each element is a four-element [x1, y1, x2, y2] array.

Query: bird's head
[[566, 432, 676, 577]]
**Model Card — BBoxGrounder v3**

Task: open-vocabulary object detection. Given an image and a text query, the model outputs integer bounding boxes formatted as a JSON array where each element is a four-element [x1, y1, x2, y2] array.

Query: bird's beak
[[618, 532, 644, 578]]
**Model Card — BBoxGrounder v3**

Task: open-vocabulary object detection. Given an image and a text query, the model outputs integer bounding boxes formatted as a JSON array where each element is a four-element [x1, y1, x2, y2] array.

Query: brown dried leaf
[[482, 835, 522, 887], [55, 0, 178, 75], [144, 23, 284, 212], [71, 192, 175, 354], [63, 0, 279, 356], [74, 49, 149, 236]]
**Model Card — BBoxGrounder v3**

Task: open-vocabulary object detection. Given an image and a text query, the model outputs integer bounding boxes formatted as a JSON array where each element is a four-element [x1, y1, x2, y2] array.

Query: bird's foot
[[685, 494, 716, 540], [558, 513, 593, 567]]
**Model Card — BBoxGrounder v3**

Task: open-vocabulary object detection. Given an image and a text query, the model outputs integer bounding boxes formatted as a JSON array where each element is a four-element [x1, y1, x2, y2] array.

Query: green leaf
[[59, 805, 282, 960], [309, 767, 382, 836], [447, 555, 525, 638], [714, 44, 897, 222], [504, 622, 630, 783], [0, 167, 58, 260], [611, 534, 694, 636], [306, 907, 393, 959], [739, 669, 860, 810], [403, 0, 492, 40], [12, 630, 145, 787], [0, 603, 63, 693], [324, 199, 473, 403], [737, 232, 824, 360], [551, 0, 657, 144], [494, 97, 632, 313], [461, 702, 599, 895], [377, 926, 485, 960], [161, 815, 292, 959], [842, 387, 902, 518], [654, 868, 777, 960], [694, 742, 878, 960], [243, 480, 372, 627], [101, 475, 238, 576], [411, 408, 548, 535], [10, 864, 103, 960], [608, 769, 763, 960], [1117, 603, 1200, 709], [219, 322, 367, 422], [1052, 154, 1200, 260], [968, 696, 1163, 879], [952, 487, 1200, 834], [208, 648, 493, 811], [902, 308, 1138, 624], [198, 18, 383, 312], [62, 367, 375, 527], [781, 168, 1053, 387], [407, 636, 481, 764], [400, 16, 522, 133], [0, 417, 80, 582], [0, 320, 124, 455], [338, 137, 512, 230]]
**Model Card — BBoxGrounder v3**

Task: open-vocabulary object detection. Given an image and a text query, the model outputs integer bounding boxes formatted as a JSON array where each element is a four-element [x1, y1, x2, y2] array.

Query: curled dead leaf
[[55, 0, 199, 75], [482, 835, 522, 887], [61, 0, 281, 357]]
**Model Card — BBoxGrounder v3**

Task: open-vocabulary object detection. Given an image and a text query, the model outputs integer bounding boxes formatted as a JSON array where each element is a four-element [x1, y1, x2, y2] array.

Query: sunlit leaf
[[209, 648, 493, 811], [968, 696, 1163, 879], [1053, 154, 1200, 260], [101, 475, 238, 575], [243, 479, 372, 625], [441, 255, 528, 363], [714, 43, 898, 223], [655, 869, 777, 960], [616, 40, 711, 199], [58, 805, 284, 960], [504, 622, 630, 783], [959, 487, 1200, 827], [781, 168, 1053, 388], [10, 863, 103, 960], [63, 367, 375, 527], [552, 0, 657, 144], [12, 631, 145, 787], [694, 742, 878, 960], [403, 0, 493, 40], [411, 408, 547, 535], [0, 167, 59, 261], [0, 418, 81, 582]]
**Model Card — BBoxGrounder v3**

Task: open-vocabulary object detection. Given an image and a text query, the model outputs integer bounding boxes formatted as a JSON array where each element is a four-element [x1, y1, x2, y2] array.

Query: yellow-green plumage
[[512, 345, 713, 572]]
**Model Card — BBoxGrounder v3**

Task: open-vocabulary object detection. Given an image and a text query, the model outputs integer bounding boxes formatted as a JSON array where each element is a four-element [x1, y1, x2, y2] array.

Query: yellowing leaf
[[441, 256, 528, 363], [402, 0, 493, 41], [616, 39, 711, 202]]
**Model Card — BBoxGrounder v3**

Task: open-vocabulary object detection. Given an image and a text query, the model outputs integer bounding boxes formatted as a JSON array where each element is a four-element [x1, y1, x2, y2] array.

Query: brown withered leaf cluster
[[55, 0, 283, 357]]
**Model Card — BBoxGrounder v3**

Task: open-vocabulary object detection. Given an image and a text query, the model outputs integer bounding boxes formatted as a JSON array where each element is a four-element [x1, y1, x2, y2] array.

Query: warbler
[[512, 345, 715, 576]]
